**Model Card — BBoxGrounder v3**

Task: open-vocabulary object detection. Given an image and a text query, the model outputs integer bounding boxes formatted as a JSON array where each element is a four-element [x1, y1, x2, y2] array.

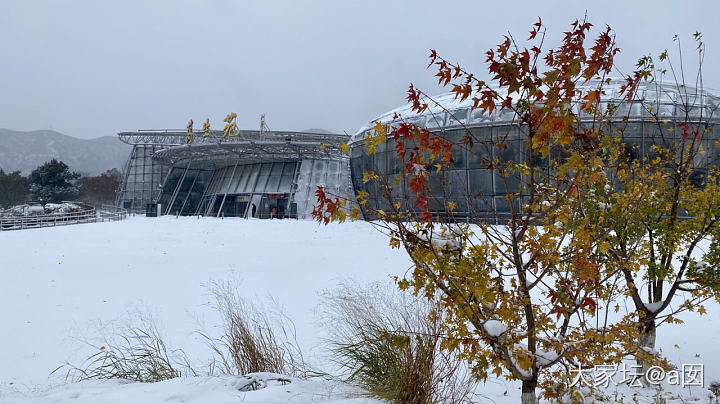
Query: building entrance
[[259, 193, 289, 219]]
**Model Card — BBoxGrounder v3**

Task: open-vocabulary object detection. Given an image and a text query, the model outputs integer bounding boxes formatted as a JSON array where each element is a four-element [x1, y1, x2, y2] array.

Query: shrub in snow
[[709, 380, 720, 404], [320, 281, 477, 404], [200, 280, 308, 377], [53, 318, 189, 383]]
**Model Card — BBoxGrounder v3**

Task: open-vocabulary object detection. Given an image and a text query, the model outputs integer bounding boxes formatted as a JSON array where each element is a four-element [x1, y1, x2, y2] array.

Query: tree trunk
[[638, 320, 656, 351], [521, 379, 538, 404], [637, 319, 657, 386]]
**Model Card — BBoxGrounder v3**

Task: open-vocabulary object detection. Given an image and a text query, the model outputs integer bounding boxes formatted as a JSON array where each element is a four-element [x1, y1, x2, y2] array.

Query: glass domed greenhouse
[[349, 81, 720, 221]]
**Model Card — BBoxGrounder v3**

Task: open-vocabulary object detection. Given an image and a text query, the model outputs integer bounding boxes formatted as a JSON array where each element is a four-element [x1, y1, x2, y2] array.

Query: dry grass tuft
[[320, 281, 478, 404], [54, 317, 192, 383], [201, 280, 309, 377]]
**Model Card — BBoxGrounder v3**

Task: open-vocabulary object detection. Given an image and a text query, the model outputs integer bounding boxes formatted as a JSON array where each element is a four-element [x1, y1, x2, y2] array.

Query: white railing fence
[[0, 202, 127, 231], [98, 204, 128, 222]]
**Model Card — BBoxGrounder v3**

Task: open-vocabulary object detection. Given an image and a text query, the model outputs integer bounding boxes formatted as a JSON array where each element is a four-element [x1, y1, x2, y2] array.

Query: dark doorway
[[260, 193, 289, 218]]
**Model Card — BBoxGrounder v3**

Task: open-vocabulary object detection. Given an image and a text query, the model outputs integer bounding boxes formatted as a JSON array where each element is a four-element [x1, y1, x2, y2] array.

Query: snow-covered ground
[[3, 374, 382, 404], [0, 216, 718, 403]]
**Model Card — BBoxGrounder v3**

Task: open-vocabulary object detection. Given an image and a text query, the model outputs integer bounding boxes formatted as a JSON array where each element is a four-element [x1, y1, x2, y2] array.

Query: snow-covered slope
[[0, 217, 718, 403]]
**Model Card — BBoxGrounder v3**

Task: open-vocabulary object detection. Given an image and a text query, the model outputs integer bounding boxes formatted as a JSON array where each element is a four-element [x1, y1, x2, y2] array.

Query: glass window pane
[[494, 169, 520, 194], [243, 164, 260, 193], [282, 162, 297, 177], [266, 173, 281, 192], [254, 163, 271, 192], [278, 171, 293, 192], [270, 162, 284, 176], [444, 129, 467, 169], [467, 127, 493, 169], [232, 165, 249, 193], [468, 169, 494, 196]]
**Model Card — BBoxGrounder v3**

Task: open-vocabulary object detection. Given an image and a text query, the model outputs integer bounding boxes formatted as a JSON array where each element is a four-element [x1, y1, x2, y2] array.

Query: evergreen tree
[[0, 169, 28, 208], [28, 159, 80, 203]]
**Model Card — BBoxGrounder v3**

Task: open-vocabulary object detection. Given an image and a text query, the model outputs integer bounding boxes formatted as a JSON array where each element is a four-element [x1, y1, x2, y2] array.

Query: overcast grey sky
[[1, 0, 719, 139]]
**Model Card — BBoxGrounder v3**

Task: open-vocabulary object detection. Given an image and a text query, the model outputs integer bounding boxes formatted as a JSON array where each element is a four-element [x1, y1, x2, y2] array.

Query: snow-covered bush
[[0, 204, 43, 217], [43, 202, 83, 214], [0, 202, 87, 217]]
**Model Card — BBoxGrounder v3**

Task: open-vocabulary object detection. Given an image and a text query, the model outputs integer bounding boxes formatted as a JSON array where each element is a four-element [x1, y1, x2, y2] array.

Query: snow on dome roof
[[352, 79, 720, 143]]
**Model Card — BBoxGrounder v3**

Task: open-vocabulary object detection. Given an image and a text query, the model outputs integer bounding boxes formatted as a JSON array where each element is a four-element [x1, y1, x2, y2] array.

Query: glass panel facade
[[345, 81, 720, 221], [193, 162, 300, 198], [157, 161, 302, 217], [467, 127, 493, 169], [242, 165, 260, 193], [351, 118, 720, 220], [119, 144, 170, 212], [254, 163, 272, 192], [157, 167, 214, 216]]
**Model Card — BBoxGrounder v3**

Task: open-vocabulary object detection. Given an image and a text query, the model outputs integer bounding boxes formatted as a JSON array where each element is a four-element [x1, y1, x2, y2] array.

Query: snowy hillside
[[0, 217, 718, 403], [0, 129, 131, 175]]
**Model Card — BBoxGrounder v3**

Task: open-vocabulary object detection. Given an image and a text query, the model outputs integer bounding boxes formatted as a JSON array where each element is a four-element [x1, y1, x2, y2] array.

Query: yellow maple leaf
[[363, 171, 377, 184], [698, 305, 706, 315], [349, 208, 361, 221], [339, 142, 350, 154], [372, 120, 388, 137]]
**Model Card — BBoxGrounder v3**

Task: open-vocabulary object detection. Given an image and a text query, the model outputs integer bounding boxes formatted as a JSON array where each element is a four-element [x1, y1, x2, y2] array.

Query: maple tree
[[597, 33, 720, 372], [314, 18, 720, 403]]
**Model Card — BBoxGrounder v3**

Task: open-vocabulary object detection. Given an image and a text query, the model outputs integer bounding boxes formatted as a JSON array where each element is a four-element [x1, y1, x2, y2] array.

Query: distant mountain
[[302, 128, 334, 134], [0, 129, 132, 176]]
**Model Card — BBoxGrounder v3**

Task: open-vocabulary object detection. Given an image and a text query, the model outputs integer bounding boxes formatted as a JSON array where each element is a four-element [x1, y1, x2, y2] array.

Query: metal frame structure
[[117, 130, 187, 146], [116, 128, 352, 218], [150, 130, 348, 169], [119, 129, 346, 146]]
